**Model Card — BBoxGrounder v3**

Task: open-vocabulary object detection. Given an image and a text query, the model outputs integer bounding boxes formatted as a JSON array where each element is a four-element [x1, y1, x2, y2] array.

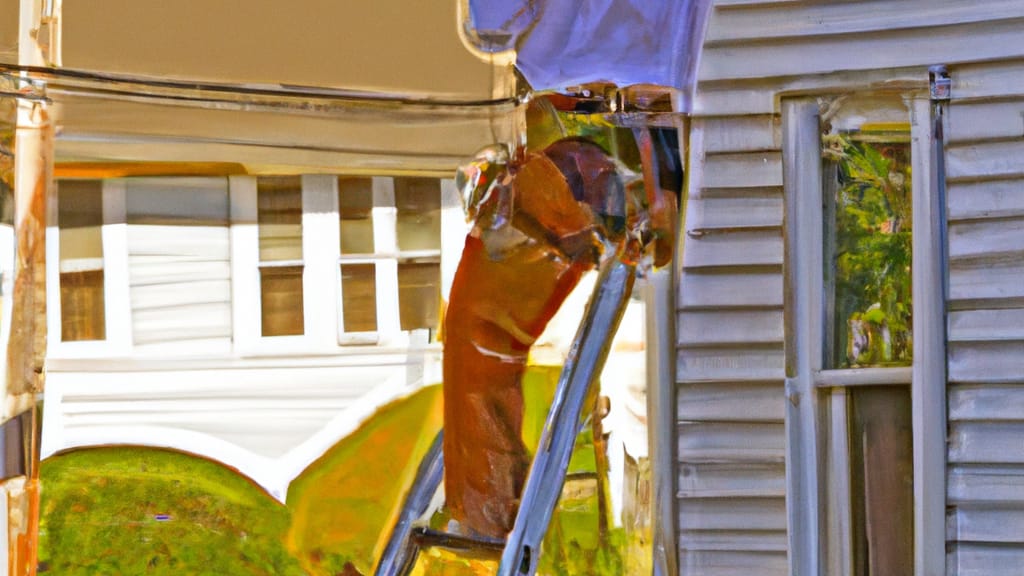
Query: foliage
[[286, 385, 443, 576], [39, 386, 443, 576], [38, 447, 305, 576], [39, 371, 635, 576], [827, 133, 913, 367]]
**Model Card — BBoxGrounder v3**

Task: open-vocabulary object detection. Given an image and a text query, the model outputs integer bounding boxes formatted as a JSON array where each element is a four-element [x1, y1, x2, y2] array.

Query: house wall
[[681, 2, 1024, 574], [944, 61, 1024, 575], [42, 352, 441, 501]]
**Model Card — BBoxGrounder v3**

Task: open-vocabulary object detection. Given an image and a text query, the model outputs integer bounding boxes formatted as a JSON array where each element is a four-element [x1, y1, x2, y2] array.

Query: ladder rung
[[410, 527, 505, 557]]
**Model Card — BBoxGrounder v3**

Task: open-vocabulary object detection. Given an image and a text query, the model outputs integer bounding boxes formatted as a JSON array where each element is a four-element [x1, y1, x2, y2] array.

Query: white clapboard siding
[[949, 421, 1024, 465], [950, 385, 1024, 422], [947, 505, 1024, 544], [681, 231, 784, 269], [947, 140, 1024, 183], [676, 112, 787, 575], [688, 188, 784, 229], [948, 543, 1024, 576], [706, 0, 1024, 45], [949, 465, 1024, 505], [949, 218, 1024, 262], [949, 342, 1024, 384], [127, 225, 233, 346], [49, 362, 411, 460], [680, 550, 788, 576], [678, 462, 786, 499], [678, 422, 785, 464], [948, 238, 1024, 576], [679, 497, 787, 531], [700, 17, 1024, 83], [677, 382, 784, 423], [678, 346, 785, 383], [678, 530, 787, 552], [701, 152, 783, 189], [947, 100, 1024, 144], [677, 310, 784, 348], [950, 260, 1024, 310], [954, 60, 1024, 102], [949, 309, 1024, 343], [124, 177, 233, 348], [691, 2, 1024, 573], [701, 116, 780, 153], [678, 269, 783, 310], [947, 180, 1024, 223]]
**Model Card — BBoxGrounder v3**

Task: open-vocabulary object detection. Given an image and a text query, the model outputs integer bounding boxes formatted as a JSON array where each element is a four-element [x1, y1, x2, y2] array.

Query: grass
[[38, 371, 641, 575], [38, 386, 442, 576], [38, 446, 304, 576]]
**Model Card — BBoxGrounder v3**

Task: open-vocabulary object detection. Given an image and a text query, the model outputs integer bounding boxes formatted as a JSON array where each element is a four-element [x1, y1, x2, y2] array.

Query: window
[[336, 176, 442, 344], [337, 177, 377, 335], [56, 180, 105, 341], [783, 93, 945, 576], [232, 174, 449, 351], [257, 176, 304, 337], [823, 122, 914, 574], [393, 177, 441, 334]]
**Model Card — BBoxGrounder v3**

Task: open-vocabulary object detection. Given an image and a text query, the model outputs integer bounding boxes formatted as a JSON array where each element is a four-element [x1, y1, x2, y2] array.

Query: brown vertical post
[[0, 85, 51, 576]]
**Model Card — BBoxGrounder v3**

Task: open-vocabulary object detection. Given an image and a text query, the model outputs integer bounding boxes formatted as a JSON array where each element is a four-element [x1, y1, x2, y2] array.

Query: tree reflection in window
[[823, 129, 912, 368]]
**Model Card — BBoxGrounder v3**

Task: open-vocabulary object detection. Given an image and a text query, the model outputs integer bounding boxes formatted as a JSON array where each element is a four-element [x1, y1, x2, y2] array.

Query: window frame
[[231, 174, 460, 357], [782, 92, 947, 576], [46, 178, 133, 359]]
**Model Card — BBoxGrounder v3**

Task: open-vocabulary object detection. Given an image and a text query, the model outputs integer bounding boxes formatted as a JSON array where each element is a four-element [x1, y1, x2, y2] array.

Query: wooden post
[[0, 85, 52, 576]]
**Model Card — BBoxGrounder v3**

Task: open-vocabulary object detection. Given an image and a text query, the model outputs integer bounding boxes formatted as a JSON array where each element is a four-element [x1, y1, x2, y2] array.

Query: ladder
[[375, 255, 636, 576]]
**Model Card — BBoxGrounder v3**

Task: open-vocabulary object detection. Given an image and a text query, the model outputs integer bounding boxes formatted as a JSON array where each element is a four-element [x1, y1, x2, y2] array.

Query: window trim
[[231, 174, 459, 357], [231, 174, 340, 356], [782, 92, 947, 576], [46, 178, 132, 358]]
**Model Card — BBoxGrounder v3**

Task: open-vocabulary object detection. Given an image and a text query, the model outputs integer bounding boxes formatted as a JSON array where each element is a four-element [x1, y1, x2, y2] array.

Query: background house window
[[57, 180, 105, 341], [338, 177, 377, 333], [258, 176, 305, 337], [393, 177, 441, 333], [336, 176, 442, 342]]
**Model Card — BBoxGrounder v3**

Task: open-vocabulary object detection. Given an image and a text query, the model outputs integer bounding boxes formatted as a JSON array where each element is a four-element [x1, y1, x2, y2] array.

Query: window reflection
[[394, 177, 441, 252], [824, 130, 912, 368], [338, 177, 375, 255], [57, 180, 106, 341], [257, 177, 304, 336], [397, 261, 440, 332], [340, 263, 377, 333]]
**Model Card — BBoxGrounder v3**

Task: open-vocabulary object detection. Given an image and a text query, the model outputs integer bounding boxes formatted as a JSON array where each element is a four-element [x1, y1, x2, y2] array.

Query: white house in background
[[40, 172, 469, 500], [2, 0, 519, 504]]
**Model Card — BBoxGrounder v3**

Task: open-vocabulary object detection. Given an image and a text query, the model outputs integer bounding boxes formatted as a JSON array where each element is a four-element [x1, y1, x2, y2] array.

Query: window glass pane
[[849, 386, 914, 576], [338, 177, 374, 255], [125, 177, 229, 225], [260, 266, 304, 336], [58, 180, 105, 341], [60, 270, 106, 341], [257, 176, 303, 261], [825, 131, 912, 368], [394, 177, 441, 252], [398, 261, 440, 332], [340, 263, 377, 332]]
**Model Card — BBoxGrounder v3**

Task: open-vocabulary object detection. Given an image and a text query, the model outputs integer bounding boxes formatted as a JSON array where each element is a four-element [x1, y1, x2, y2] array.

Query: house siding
[[946, 73, 1024, 574], [683, 1, 1024, 574], [676, 113, 787, 576]]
